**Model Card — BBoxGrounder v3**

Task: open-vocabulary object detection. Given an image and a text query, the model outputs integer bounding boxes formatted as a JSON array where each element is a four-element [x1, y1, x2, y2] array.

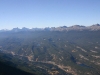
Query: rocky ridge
[[0, 24, 100, 32]]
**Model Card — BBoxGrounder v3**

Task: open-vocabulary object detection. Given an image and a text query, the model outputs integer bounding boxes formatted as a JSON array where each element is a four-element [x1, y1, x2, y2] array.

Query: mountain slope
[[0, 60, 34, 75], [0, 30, 100, 75]]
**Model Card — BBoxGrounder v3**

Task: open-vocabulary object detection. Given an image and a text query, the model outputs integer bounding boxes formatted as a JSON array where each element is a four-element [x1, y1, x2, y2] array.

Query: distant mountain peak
[[0, 24, 100, 32]]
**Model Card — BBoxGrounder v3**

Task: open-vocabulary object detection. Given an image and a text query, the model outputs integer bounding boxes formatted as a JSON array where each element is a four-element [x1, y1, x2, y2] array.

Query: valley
[[0, 25, 100, 75]]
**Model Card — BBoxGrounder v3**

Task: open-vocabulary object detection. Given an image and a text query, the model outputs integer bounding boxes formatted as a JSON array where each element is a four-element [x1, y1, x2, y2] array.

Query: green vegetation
[[0, 30, 100, 75], [0, 59, 34, 75]]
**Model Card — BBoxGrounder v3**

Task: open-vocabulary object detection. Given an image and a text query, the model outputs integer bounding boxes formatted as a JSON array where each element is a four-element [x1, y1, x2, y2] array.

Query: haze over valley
[[0, 25, 100, 75]]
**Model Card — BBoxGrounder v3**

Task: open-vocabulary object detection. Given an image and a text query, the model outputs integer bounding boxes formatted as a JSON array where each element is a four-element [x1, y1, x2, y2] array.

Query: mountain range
[[1, 24, 100, 32], [0, 25, 100, 75]]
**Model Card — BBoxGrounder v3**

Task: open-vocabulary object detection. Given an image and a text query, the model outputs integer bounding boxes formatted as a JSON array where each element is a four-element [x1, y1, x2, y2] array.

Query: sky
[[0, 0, 100, 29]]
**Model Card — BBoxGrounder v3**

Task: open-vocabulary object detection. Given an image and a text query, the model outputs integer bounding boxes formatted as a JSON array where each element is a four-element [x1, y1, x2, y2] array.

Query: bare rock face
[[0, 24, 100, 32], [51, 24, 100, 31], [87, 24, 100, 30]]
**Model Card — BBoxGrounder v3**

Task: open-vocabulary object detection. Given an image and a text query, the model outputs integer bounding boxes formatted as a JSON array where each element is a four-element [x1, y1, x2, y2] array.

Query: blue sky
[[0, 0, 100, 29]]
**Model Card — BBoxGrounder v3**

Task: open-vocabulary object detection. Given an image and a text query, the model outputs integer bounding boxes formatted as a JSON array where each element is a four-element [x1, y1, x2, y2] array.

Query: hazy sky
[[0, 0, 100, 29]]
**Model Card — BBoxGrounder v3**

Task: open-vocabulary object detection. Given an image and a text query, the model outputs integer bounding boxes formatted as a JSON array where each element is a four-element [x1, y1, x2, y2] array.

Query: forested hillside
[[0, 29, 100, 75]]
